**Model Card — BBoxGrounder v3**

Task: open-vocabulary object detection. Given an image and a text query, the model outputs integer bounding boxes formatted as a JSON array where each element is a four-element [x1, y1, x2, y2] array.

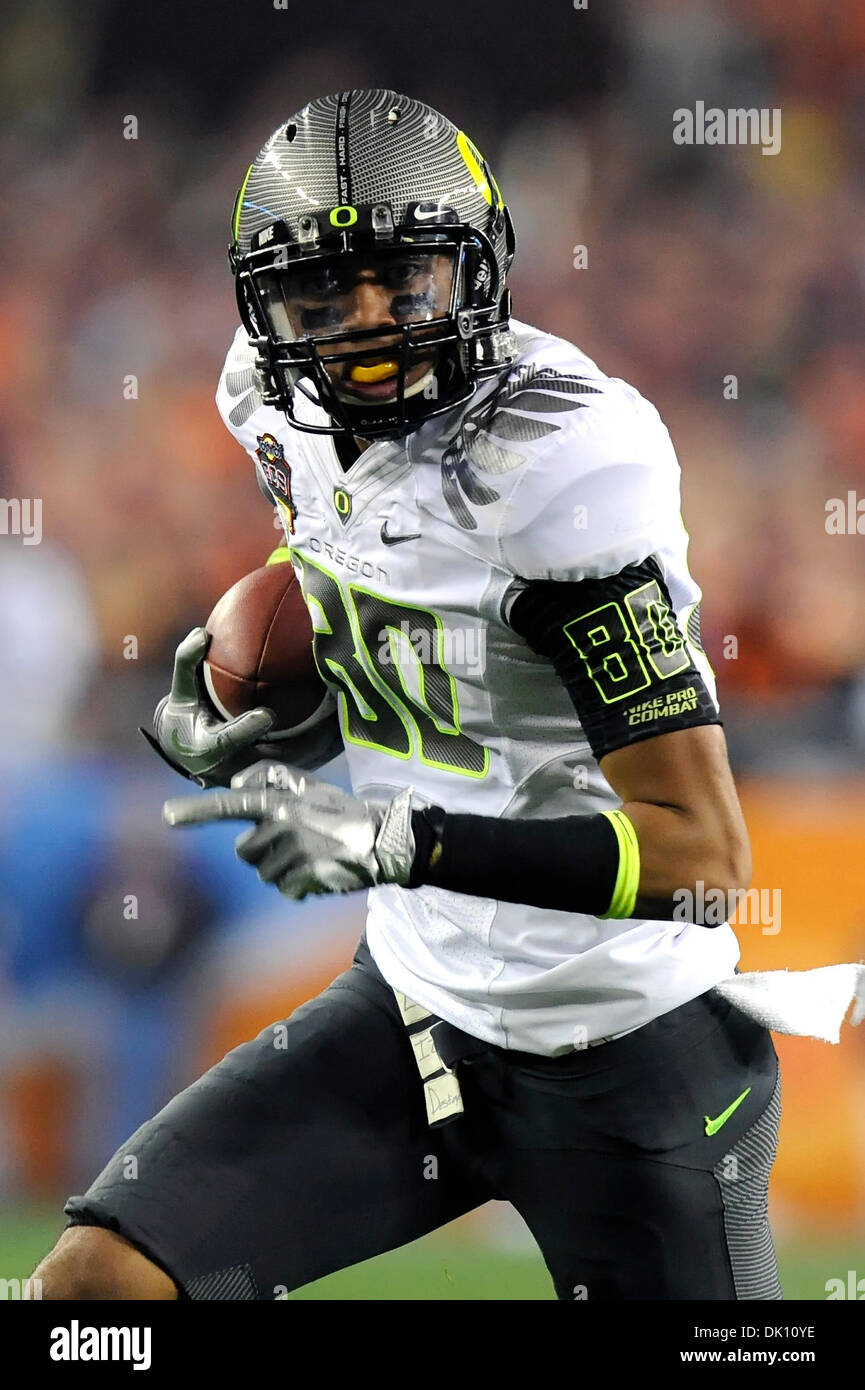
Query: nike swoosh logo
[[380, 521, 421, 546], [704, 1087, 751, 1136], [411, 204, 449, 221]]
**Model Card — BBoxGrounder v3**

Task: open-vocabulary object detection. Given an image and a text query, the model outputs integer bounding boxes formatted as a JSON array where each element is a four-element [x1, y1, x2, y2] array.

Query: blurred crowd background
[[1, 0, 864, 1292]]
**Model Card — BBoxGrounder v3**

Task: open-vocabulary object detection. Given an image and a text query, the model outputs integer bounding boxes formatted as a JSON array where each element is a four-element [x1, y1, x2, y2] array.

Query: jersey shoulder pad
[[215, 326, 287, 457], [492, 331, 682, 581]]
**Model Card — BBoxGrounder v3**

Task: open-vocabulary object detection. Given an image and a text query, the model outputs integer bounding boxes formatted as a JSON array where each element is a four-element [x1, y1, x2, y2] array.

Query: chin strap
[[402, 365, 437, 399]]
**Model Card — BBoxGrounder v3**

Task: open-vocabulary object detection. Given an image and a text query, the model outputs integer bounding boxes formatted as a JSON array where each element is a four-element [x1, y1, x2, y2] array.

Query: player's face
[[260, 248, 455, 403]]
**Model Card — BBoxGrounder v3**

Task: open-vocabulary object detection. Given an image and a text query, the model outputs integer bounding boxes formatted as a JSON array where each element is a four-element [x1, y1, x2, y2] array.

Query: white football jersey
[[216, 318, 740, 1054]]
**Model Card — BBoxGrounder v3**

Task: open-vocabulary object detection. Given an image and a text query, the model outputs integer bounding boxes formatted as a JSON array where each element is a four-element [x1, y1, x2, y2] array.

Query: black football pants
[[65, 936, 782, 1300]]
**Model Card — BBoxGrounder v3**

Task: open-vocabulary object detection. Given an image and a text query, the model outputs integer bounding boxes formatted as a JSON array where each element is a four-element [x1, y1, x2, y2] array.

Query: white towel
[[713, 963, 865, 1044]]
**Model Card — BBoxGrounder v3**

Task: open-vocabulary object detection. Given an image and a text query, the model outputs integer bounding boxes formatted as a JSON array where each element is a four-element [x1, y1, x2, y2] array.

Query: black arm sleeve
[[507, 553, 720, 763], [410, 804, 624, 916]]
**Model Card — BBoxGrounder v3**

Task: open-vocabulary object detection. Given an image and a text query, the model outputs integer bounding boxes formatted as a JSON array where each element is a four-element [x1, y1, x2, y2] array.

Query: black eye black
[[298, 305, 344, 330]]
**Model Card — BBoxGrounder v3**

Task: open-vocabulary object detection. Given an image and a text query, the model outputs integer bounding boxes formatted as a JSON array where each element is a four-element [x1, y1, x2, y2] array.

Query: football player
[[38, 90, 783, 1301]]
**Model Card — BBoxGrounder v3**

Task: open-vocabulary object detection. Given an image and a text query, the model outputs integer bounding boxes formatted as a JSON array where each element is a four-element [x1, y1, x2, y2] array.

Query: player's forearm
[[607, 798, 752, 921], [600, 725, 753, 920], [410, 800, 751, 923]]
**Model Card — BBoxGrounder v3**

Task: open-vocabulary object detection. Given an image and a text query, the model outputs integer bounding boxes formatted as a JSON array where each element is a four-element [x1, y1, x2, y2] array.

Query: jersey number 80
[[295, 554, 488, 778]]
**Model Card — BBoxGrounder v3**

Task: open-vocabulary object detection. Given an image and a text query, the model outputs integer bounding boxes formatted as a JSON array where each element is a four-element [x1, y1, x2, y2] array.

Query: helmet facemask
[[233, 205, 514, 440]]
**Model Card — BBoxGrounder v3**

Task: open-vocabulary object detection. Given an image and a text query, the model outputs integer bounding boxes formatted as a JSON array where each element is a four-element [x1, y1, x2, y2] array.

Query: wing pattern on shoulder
[[224, 364, 264, 429], [440, 367, 603, 530]]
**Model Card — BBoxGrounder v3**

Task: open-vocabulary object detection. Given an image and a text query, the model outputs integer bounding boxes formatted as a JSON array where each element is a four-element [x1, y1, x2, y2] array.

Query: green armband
[[599, 810, 641, 919]]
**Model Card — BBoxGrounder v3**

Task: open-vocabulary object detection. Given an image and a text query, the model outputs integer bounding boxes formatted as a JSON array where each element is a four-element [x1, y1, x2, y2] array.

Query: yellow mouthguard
[[350, 360, 399, 382]]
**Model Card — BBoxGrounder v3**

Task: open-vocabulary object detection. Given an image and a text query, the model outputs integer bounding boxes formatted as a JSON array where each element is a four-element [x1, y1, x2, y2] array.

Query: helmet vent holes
[[285, 123, 297, 142]]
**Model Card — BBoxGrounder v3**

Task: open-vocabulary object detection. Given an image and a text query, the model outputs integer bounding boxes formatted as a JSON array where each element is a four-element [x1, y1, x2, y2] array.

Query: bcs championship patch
[[256, 433, 298, 534]]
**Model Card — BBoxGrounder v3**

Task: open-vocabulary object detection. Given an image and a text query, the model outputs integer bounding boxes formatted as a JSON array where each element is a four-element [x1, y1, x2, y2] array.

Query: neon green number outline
[[563, 601, 651, 704], [294, 553, 412, 759], [350, 584, 489, 779], [292, 554, 488, 777], [624, 580, 690, 680]]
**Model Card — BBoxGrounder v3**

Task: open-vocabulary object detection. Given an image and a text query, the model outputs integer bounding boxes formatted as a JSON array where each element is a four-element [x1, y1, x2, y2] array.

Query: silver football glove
[[145, 627, 276, 788], [163, 760, 416, 899]]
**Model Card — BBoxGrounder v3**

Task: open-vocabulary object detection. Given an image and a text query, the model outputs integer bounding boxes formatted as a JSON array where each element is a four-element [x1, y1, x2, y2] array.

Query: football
[[203, 559, 328, 733]]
